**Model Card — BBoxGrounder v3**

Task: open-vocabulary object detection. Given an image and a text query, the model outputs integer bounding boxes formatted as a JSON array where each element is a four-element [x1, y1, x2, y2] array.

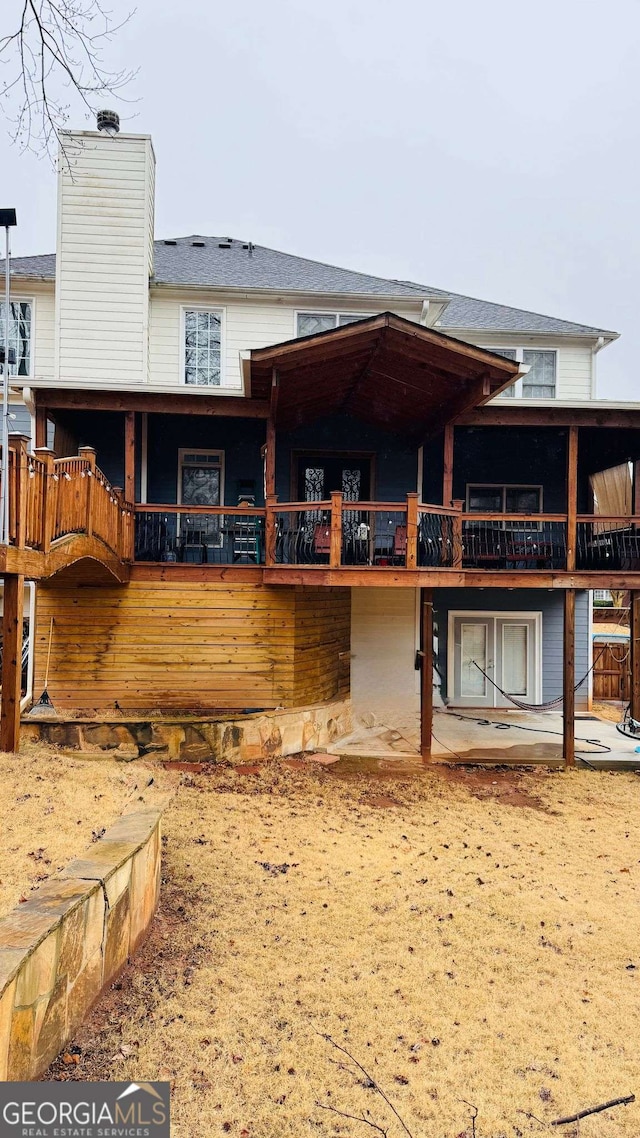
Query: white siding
[[351, 588, 420, 731], [55, 131, 155, 388], [148, 292, 422, 392], [460, 332, 595, 401]]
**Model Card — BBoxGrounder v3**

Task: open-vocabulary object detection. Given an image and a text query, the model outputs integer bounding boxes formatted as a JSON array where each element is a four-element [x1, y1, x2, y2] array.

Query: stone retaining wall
[[23, 698, 352, 764], [0, 806, 163, 1080]]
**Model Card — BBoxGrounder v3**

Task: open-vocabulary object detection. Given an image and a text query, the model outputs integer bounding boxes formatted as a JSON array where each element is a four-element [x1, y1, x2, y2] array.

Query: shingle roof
[[2, 237, 618, 338]]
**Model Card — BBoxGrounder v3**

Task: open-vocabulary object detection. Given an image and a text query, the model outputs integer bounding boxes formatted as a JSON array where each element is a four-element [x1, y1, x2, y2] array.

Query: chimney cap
[[96, 109, 120, 135]]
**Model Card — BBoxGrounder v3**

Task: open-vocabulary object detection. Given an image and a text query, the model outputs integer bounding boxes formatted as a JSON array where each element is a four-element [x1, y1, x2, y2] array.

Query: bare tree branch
[[316, 1101, 389, 1136], [316, 1031, 415, 1138], [0, 0, 138, 162]]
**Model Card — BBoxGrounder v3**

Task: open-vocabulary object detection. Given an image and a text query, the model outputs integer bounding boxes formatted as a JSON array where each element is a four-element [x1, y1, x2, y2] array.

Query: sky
[[1, 0, 639, 398]]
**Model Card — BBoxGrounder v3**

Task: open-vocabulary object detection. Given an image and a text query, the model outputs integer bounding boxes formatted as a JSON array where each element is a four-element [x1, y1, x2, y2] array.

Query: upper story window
[[0, 300, 32, 377], [296, 312, 366, 337], [489, 347, 557, 399], [184, 308, 223, 386], [467, 484, 542, 526]]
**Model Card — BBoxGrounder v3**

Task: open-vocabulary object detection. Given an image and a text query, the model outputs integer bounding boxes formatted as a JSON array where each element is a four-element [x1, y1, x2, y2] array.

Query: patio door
[[450, 613, 540, 707]]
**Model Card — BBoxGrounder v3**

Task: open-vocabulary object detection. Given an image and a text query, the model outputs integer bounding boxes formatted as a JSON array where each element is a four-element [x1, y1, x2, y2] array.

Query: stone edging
[[0, 805, 165, 1080]]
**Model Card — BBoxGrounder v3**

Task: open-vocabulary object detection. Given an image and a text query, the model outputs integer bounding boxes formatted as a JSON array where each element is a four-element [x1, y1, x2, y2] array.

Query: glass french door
[[296, 454, 371, 503], [452, 614, 538, 707]]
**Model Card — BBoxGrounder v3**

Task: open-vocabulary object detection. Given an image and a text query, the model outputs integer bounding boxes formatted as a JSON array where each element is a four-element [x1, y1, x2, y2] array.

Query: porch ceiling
[[248, 312, 520, 436]]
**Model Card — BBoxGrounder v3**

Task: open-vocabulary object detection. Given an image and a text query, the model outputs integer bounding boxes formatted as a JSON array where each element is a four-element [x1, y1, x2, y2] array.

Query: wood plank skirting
[[34, 579, 351, 712]]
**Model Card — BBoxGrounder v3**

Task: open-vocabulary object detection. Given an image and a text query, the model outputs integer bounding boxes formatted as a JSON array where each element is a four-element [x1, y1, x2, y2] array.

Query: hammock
[[471, 644, 608, 713]]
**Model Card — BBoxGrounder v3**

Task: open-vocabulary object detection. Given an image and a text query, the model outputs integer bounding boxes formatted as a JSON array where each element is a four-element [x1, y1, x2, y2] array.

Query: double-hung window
[[488, 347, 557, 400], [522, 350, 556, 399], [184, 309, 223, 385], [0, 300, 32, 377], [296, 312, 367, 337]]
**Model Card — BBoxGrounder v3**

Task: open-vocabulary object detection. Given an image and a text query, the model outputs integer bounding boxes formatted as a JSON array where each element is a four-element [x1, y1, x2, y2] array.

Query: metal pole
[[1, 223, 11, 545]]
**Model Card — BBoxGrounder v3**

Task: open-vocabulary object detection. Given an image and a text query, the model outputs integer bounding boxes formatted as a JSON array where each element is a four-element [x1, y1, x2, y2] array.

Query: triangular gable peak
[[248, 312, 521, 436]]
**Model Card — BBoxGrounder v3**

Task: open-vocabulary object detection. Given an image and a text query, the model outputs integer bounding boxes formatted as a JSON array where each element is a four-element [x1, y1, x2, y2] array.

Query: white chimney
[[54, 115, 155, 388]]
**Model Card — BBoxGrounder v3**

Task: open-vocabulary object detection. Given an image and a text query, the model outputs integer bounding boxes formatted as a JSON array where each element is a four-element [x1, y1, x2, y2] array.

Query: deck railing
[[131, 494, 640, 574], [0, 435, 135, 561]]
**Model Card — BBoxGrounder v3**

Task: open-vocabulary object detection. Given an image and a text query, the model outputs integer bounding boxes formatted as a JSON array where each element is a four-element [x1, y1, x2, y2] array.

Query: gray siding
[[434, 588, 590, 710]]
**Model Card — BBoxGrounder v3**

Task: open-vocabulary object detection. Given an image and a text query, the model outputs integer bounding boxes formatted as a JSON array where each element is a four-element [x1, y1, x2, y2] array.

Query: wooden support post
[[563, 589, 576, 768], [35, 406, 48, 450], [452, 498, 464, 569], [566, 425, 578, 571], [124, 411, 135, 505], [34, 447, 55, 554], [9, 434, 30, 550], [78, 446, 96, 537], [631, 591, 640, 725], [0, 573, 25, 754], [265, 417, 276, 498], [330, 491, 343, 568], [420, 588, 434, 760], [265, 494, 277, 566], [406, 492, 418, 569], [443, 423, 454, 507]]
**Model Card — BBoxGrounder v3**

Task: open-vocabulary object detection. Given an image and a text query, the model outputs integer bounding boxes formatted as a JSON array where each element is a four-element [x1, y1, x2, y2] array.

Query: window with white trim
[[296, 312, 367, 337], [184, 309, 223, 385], [522, 350, 556, 399], [0, 300, 32, 377], [488, 347, 557, 400]]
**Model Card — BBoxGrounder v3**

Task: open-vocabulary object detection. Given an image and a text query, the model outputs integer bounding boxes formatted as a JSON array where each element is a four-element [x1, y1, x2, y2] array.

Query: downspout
[[591, 337, 605, 398]]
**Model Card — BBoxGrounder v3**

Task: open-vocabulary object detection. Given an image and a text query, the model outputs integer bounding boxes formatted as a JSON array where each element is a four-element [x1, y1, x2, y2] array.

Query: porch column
[[443, 424, 454, 507], [0, 573, 25, 753], [563, 589, 576, 768], [631, 591, 640, 724], [420, 587, 434, 760], [35, 406, 48, 449], [265, 417, 276, 498], [566, 425, 578, 571], [124, 411, 135, 504]]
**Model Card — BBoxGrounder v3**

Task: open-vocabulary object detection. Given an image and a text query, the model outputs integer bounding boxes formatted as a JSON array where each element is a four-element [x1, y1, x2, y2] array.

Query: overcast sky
[[2, 0, 639, 397]]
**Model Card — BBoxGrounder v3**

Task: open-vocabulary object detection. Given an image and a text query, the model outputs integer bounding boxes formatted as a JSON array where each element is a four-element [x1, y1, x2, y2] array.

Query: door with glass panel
[[451, 614, 539, 707], [452, 617, 495, 707]]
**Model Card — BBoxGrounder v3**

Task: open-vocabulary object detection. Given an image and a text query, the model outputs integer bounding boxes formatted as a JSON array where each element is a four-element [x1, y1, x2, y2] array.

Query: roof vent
[[191, 240, 205, 248], [96, 109, 120, 135], [163, 239, 177, 246], [218, 241, 232, 249]]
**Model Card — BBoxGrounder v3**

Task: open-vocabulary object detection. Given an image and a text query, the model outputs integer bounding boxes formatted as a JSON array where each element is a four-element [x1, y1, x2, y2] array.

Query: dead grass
[[48, 761, 640, 1138], [0, 744, 163, 918], [592, 700, 626, 724]]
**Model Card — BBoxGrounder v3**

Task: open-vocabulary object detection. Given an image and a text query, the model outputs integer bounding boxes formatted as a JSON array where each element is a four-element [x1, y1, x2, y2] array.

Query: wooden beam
[[124, 411, 135, 505], [330, 491, 343, 568], [566, 426, 578, 571], [631, 591, 640, 724], [406, 493, 418, 570], [37, 389, 270, 419], [458, 406, 640, 429], [443, 424, 454, 506], [420, 588, 434, 760], [0, 574, 24, 753], [563, 589, 576, 768]]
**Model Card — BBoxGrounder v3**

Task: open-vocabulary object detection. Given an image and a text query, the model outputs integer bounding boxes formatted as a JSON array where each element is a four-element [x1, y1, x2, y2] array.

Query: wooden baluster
[[452, 499, 464, 569], [330, 491, 343, 568], [265, 494, 278, 566], [78, 446, 96, 537], [34, 448, 55, 553], [406, 492, 418, 569], [9, 433, 30, 550]]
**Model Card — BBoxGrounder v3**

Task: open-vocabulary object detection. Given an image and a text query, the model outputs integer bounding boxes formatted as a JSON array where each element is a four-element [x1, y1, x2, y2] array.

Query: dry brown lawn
[[0, 745, 164, 918], [48, 760, 640, 1138]]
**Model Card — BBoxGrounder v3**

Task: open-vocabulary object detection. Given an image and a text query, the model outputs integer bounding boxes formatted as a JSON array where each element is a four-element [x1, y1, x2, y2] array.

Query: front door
[[450, 613, 539, 707], [296, 453, 372, 503]]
